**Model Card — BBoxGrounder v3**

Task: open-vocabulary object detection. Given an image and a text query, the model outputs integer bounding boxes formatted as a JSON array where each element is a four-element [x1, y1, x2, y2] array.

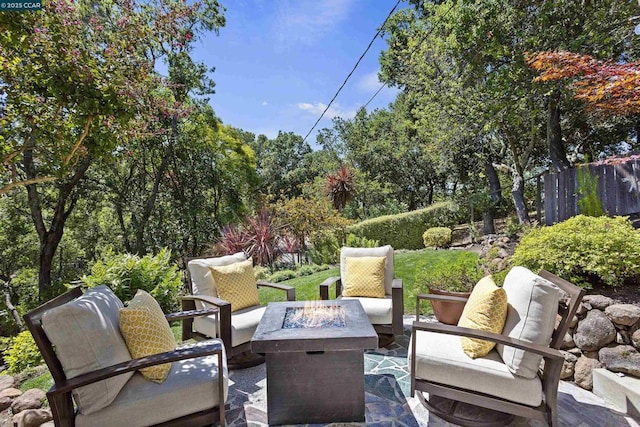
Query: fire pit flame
[[282, 300, 346, 329]]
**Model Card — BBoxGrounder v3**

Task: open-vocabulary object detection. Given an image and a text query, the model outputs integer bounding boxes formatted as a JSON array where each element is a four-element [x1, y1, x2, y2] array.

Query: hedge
[[347, 201, 459, 250]]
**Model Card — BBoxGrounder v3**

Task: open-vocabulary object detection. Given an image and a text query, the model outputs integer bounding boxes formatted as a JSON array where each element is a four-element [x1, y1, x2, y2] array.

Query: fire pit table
[[251, 299, 378, 425]]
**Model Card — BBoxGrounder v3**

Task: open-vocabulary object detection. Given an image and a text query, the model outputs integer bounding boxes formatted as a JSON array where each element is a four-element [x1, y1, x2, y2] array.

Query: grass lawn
[[259, 249, 478, 315]]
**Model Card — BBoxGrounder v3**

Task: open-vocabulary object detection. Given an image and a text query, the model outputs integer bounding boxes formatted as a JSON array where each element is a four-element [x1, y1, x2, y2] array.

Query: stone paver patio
[[223, 316, 639, 426]]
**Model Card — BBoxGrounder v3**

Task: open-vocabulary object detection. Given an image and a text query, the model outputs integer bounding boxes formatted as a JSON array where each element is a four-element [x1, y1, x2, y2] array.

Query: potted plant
[[415, 258, 484, 325]]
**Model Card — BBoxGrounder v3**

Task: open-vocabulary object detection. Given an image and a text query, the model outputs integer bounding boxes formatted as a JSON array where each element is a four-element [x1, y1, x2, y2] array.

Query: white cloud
[[274, 0, 355, 48], [296, 102, 356, 120], [262, 101, 268, 106]]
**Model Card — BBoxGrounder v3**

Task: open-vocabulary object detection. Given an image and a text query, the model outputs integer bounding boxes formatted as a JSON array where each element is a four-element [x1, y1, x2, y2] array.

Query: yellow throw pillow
[[458, 275, 508, 358], [210, 259, 260, 312], [342, 256, 386, 298], [119, 290, 177, 383]]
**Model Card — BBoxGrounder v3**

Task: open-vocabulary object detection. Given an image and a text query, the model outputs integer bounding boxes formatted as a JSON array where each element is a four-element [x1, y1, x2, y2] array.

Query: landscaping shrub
[[268, 270, 297, 283], [512, 215, 640, 287], [422, 227, 452, 248], [4, 331, 43, 374], [345, 233, 379, 248], [413, 252, 483, 294], [82, 248, 182, 312], [347, 201, 459, 250], [265, 264, 330, 283], [307, 230, 341, 264]]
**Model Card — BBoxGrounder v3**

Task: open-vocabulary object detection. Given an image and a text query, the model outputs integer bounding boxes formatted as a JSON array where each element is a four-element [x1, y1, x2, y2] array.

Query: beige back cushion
[[340, 246, 394, 295], [42, 286, 133, 415], [187, 252, 247, 299], [497, 266, 560, 378]]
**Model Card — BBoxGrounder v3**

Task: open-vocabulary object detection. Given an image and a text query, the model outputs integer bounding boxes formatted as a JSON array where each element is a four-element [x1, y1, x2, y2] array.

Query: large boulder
[[10, 389, 44, 414], [599, 345, 640, 378], [605, 304, 640, 327], [0, 388, 21, 399], [574, 310, 616, 351], [574, 355, 603, 390], [0, 377, 14, 393], [632, 326, 640, 350], [12, 409, 52, 427], [561, 332, 575, 350], [583, 295, 614, 310]]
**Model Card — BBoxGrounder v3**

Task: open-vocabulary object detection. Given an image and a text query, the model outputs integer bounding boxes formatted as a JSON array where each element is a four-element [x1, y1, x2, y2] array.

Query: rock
[[561, 332, 575, 350], [0, 396, 12, 412], [574, 356, 603, 390], [569, 315, 579, 329], [39, 423, 54, 427], [0, 376, 14, 393], [605, 304, 640, 327], [574, 310, 616, 351], [561, 351, 578, 379], [558, 289, 571, 307], [576, 303, 588, 316], [632, 327, 640, 350], [12, 409, 52, 427], [568, 347, 583, 356], [497, 248, 509, 258], [0, 388, 21, 399], [617, 330, 630, 345], [599, 345, 640, 377], [583, 295, 615, 310], [10, 389, 45, 414]]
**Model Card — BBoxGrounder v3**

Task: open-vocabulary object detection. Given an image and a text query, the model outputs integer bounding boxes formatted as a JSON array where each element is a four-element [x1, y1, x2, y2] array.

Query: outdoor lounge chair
[[182, 252, 295, 368], [409, 267, 584, 427], [24, 285, 228, 427], [319, 245, 403, 346]]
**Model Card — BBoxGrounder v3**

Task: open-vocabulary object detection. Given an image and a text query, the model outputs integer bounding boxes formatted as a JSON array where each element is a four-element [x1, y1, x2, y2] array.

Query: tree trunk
[[482, 160, 502, 235], [548, 90, 570, 172], [512, 173, 530, 225], [24, 136, 91, 296]]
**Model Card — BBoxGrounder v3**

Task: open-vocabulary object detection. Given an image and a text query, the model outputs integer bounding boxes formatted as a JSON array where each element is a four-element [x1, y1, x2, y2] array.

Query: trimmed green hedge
[[347, 202, 459, 250]]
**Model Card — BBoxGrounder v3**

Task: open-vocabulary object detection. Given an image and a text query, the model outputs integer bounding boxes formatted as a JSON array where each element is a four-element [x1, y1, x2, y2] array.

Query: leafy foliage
[[82, 248, 181, 312], [512, 215, 640, 287], [325, 166, 354, 210], [413, 251, 482, 294], [422, 227, 452, 249], [576, 167, 604, 217], [345, 233, 379, 248], [348, 201, 459, 250], [4, 331, 43, 374], [306, 231, 341, 265], [528, 51, 640, 116], [244, 209, 281, 266]]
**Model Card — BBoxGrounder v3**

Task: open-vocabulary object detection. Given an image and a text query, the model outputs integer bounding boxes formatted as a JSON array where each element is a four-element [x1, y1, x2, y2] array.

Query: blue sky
[[192, 0, 401, 143]]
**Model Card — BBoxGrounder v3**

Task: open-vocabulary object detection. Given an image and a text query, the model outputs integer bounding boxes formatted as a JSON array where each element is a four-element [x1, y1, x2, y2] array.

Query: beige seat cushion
[[76, 340, 228, 427], [341, 296, 393, 325], [41, 286, 133, 415], [340, 246, 394, 295], [409, 330, 542, 407], [194, 305, 266, 347], [187, 252, 247, 304], [497, 267, 560, 378]]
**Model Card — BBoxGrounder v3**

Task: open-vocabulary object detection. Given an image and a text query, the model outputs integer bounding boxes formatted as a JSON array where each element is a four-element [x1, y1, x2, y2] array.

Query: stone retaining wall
[[560, 295, 640, 390]]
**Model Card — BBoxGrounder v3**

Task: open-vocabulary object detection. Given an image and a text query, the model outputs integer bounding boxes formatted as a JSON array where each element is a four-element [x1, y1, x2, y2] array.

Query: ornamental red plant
[[325, 166, 354, 211]]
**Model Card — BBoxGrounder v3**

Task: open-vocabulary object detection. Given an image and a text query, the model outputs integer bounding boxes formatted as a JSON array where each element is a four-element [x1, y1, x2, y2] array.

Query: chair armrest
[[411, 321, 563, 360], [391, 278, 404, 335], [392, 278, 403, 290], [180, 294, 231, 309], [319, 276, 341, 300], [49, 339, 226, 395], [257, 281, 295, 301], [165, 307, 219, 322], [415, 293, 468, 321]]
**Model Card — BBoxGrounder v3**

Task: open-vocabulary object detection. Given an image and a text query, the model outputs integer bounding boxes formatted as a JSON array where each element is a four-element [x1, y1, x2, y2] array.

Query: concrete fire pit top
[[251, 300, 378, 354]]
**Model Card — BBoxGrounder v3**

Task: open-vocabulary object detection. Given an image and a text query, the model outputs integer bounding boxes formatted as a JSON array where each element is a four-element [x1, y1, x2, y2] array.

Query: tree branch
[[0, 176, 57, 196]]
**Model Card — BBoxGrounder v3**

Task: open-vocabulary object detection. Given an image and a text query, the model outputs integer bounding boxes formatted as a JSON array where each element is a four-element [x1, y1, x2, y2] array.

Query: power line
[[302, 0, 402, 143], [363, 1, 456, 110]]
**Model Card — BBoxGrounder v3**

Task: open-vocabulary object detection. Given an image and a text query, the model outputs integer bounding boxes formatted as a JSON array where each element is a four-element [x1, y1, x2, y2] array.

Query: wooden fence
[[544, 159, 640, 225]]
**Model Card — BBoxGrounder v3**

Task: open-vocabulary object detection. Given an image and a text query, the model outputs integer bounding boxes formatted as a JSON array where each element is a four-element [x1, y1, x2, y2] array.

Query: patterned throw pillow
[[342, 256, 386, 298], [119, 290, 177, 383], [458, 276, 508, 358], [209, 259, 260, 312]]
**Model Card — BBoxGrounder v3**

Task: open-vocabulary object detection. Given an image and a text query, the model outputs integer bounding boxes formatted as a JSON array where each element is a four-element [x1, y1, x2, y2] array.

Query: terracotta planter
[[428, 287, 471, 325]]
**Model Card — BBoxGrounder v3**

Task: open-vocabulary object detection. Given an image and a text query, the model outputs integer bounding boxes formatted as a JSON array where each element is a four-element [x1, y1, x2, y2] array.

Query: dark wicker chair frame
[[24, 286, 227, 427], [319, 276, 404, 341], [182, 256, 295, 366], [410, 270, 585, 427]]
